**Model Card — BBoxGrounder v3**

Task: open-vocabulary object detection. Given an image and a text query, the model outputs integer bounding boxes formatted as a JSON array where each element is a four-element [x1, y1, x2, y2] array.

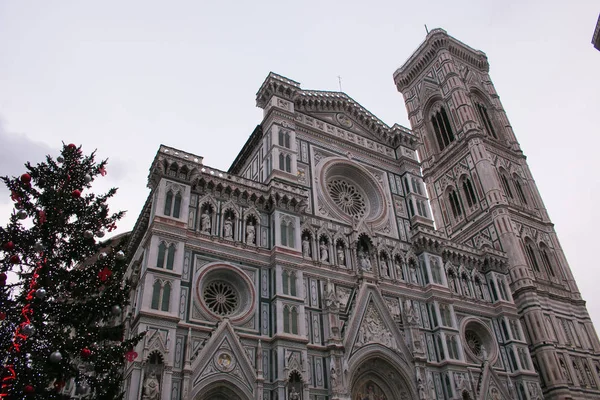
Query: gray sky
[[1, 1, 599, 327]]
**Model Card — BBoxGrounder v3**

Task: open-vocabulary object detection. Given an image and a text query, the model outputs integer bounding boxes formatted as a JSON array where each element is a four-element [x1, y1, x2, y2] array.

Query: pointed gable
[[191, 320, 257, 395], [343, 283, 411, 360]]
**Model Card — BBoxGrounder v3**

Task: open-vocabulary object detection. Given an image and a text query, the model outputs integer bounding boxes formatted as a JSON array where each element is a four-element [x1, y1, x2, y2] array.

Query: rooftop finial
[[337, 75, 343, 92], [424, 24, 429, 34]]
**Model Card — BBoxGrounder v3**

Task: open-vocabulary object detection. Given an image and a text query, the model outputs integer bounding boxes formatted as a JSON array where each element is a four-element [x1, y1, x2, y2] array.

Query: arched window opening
[[173, 192, 182, 218], [283, 306, 290, 333], [500, 174, 514, 199], [525, 240, 541, 273], [444, 373, 453, 398], [431, 107, 455, 152], [290, 272, 297, 297], [157, 242, 166, 268], [448, 189, 463, 219], [462, 178, 477, 208], [279, 153, 285, 171], [540, 245, 556, 278], [439, 304, 452, 326], [518, 348, 530, 370], [285, 155, 291, 173], [278, 129, 290, 148], [436, 335, 445, 360], [508, 348, 519, 371], [164, 191, 174, 216], [291, 307, 298, 334], [475, 102, 498, 139], [282, 270, 289, 294], [151, 281, 161, 310], [501, 319, 510, 340], [161, 283, 171, 311], [166, 244, 175, 270], [514, 177, 528, 205]]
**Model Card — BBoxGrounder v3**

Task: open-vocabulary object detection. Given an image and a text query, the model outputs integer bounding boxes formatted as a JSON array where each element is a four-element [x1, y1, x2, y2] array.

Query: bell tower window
[[475, 102, 498, 139], [431, 106, 455, 152], [447, 188, 463, 219], [513, 177, 528, 205], [462, 177, 477, 208], [500, 173, 514, 200]]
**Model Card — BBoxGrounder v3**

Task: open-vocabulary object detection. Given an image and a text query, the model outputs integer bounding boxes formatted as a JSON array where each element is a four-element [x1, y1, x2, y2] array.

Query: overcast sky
[[1, 1, 599, 327]]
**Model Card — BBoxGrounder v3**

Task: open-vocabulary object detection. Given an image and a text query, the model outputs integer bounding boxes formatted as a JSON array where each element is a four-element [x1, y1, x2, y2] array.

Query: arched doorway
[[201, 385, 243, 400], [351, 356, 413, 400], [193, 379, 251, 400]]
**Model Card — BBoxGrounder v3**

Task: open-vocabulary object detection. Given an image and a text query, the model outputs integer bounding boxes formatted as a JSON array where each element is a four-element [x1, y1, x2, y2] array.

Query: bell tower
[[395, 29, 600, 398]]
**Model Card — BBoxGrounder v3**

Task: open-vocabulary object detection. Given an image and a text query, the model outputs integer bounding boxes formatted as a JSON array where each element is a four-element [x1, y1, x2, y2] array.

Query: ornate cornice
[[255, 72, 417, 150], [393, 28, 489, 92]]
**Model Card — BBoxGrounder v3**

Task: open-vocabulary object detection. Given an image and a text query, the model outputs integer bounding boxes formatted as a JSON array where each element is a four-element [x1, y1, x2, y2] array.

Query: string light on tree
[[0, 143, 144, 399]]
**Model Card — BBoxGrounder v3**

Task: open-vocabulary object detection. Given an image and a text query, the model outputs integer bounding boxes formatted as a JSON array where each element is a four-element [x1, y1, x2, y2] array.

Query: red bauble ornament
[[10, 255, 19, 264], [68, 143, 77, 149], [0, 311, 6, 320], [72, 189, 81, 198], [0, 272, 7, 282], [125, 349, 138, 362], [3, 241, 14, 251], [54, 380, 65, 391], [21, 173, 31, 184], [98, 267, 112, 282], [80, 348, 92, 358], [24, 385, 35, 394]]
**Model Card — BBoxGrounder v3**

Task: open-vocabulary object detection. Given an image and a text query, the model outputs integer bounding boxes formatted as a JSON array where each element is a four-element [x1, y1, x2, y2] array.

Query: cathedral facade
[[122, 29, 600, 400]]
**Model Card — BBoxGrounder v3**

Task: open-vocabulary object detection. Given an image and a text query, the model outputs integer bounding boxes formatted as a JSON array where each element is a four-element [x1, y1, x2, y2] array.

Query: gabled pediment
[[297, 110, 384, 143], [343, 283, 412, 361], [191, 320, 256, 394], [477, 361, 513, 400]]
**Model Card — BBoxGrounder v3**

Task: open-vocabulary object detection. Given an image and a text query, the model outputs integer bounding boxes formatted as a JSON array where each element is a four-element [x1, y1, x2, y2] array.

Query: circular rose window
[[462, 319, 497, 362], [203, 281, 239, 316], [196, 263, 255, 324], [465, 330, 483, 356], [318, 158, 388, 225], [327, 179, 366, 218]]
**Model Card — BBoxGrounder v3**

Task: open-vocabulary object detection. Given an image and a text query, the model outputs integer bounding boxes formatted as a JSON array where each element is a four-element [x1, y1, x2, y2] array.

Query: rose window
[[203, 281, 239, 316], [465, 330, 482, 356], [327, 179, 366, 218]]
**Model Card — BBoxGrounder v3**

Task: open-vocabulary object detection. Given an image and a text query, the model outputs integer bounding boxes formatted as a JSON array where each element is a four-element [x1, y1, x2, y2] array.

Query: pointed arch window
[[279, 129, 290, 148], [514, 177, 528, 205], [285, 155, 291, 173], [462, 178, 477, 208], [173, 192, 182, 218], [157, 242, 166, 268], [475, 102, 498, 139], [279, 153, 285, 170], [161, 282, 171, 311], [446, 335, 460, 360], [151, 281, 161, 310], [164, 191, 174, 216], [283, 305, 298, 334], [431, 107, 455, 151], [524, 240, 541, 273], [280, 218, 295, 247], [540, 244, 556, 278], [166, 244, 175, 270], [448, 188, 463, 219], [500, 174, 514, 200]]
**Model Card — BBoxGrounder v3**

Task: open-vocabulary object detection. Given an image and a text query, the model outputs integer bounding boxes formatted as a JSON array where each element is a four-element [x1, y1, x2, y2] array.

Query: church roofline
[[228, 124, 262, 175], [593, 13, 600, 51], [255, 72, 417, 149], [393, 28, 489, 92]]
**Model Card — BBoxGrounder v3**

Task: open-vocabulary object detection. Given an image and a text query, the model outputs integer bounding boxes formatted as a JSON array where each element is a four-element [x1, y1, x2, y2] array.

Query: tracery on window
[[430, 106, 455, 152], [203, 281, 239, 316], [327, 179, 367, 218]]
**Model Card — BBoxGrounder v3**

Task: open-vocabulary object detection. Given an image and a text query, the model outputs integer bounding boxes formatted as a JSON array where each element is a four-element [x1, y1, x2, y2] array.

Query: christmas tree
[[0, 143, 144, 399]]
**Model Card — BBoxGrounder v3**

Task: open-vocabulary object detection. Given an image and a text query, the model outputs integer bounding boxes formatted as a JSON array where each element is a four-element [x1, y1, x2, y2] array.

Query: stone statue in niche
[[246, 221, 255, 244], [200, 209, 211, 233], [337, 245, 345, 266], [142, 371, 160, 400], [358, 248, 372, 271], [289, 388, 300, 400], [379, 257, 389, 277], [462, 276, 471, 296], [223, 216, 233, 239], [320, 241, 328, 262], [405, 300, 418, 326], [330, 358, 339, 391], [417, 379, 427, 400], [394, 258, 404, 280], [409, 262, 418, 284], [302, 237, 311, 258], [323, 279, 339, 311], [385, 298, 401, 320]]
